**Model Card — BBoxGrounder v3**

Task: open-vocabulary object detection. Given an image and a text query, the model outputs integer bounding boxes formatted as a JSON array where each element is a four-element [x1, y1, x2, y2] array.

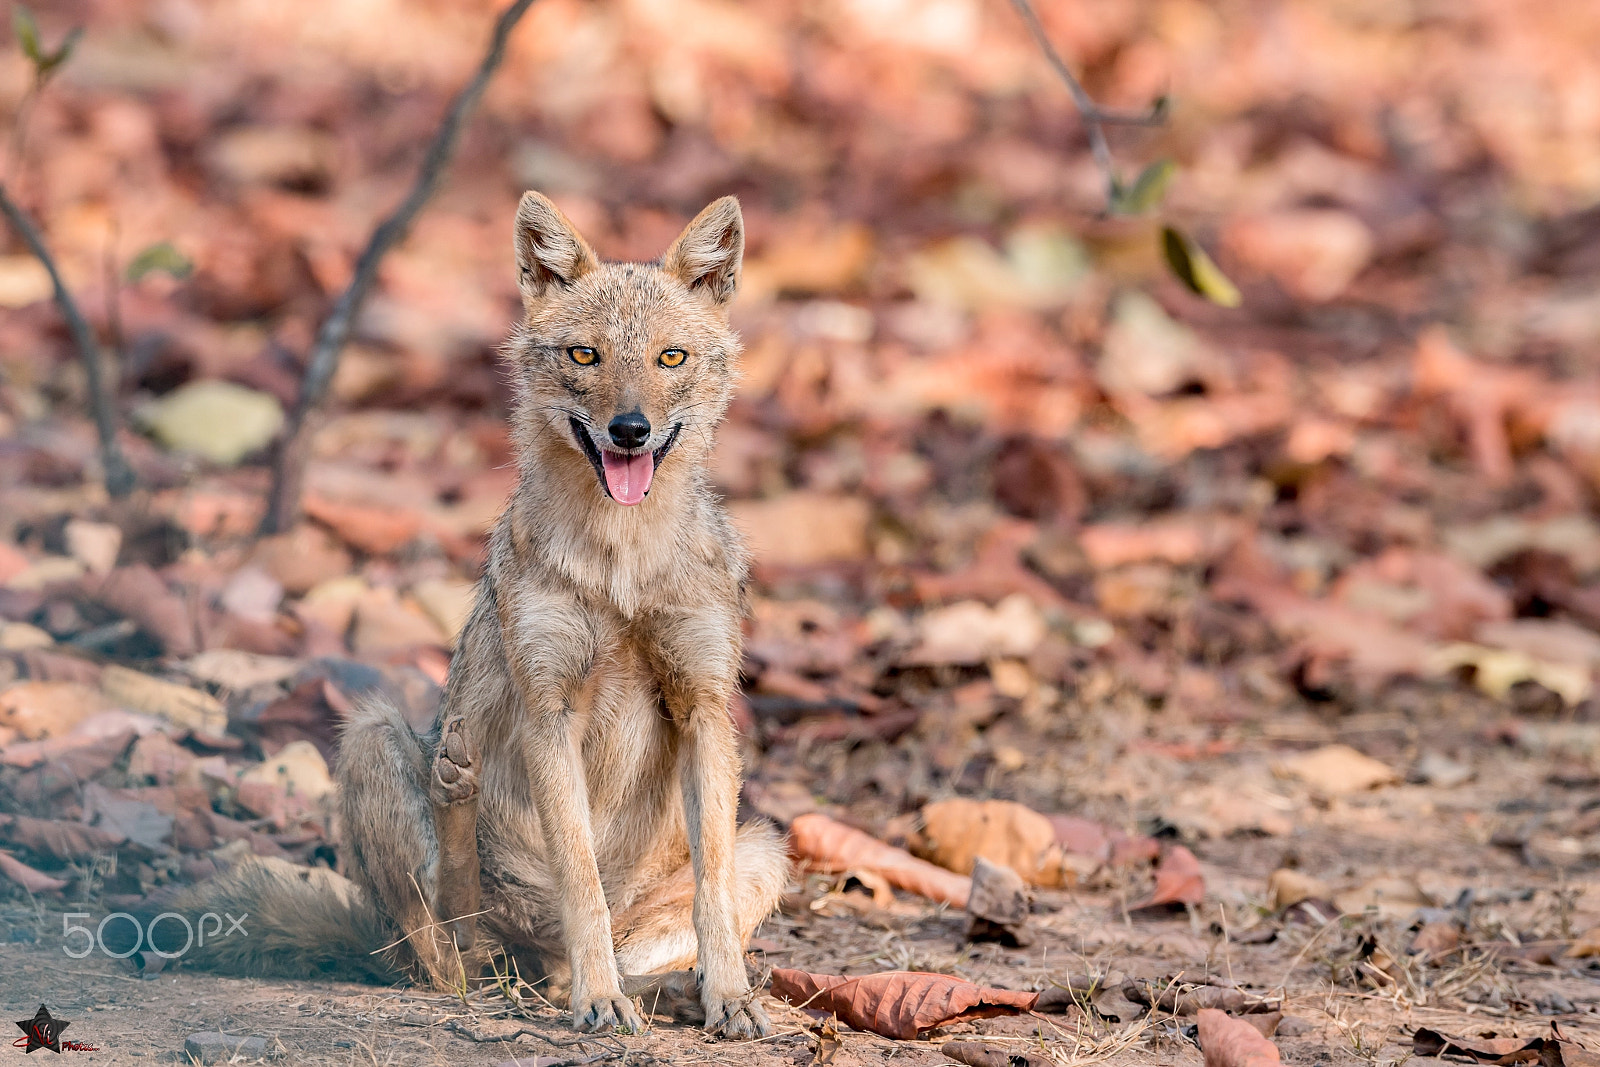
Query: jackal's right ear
[[514, 191, 599, 304]]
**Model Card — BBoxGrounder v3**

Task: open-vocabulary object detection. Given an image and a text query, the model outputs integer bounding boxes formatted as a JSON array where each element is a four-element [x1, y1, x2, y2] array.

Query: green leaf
[[125, 241, 193, 284], [38, 24, 80, 74], [1161, 226, 1240, 307], [12, 4, 40, 64], [1110, 159, 1176, 215]]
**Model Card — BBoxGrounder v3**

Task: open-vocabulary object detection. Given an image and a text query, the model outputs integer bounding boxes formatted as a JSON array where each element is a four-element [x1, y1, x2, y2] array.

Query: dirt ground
[[8, 0, 1600, 1064], [6, 683, 1598, 1066]]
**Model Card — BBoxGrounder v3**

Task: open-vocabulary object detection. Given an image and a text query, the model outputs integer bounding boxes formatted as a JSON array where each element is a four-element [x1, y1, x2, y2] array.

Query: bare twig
[[1007, 0, 1165, 198], [261, 0, 538, 533], [0, 182, 135, 498]]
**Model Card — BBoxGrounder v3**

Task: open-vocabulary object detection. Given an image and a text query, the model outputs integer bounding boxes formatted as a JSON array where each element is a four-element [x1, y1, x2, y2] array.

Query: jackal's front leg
[[679, 706, 768, 1037], [655, 607, 770, 1039], [502, 593, 642, 1035]]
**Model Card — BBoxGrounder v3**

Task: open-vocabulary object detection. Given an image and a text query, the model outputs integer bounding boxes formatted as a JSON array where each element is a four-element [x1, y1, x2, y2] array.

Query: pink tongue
[[601, 450, 654, 505]]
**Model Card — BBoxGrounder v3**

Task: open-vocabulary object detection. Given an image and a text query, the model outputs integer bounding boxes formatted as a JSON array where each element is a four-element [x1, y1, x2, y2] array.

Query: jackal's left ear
[[663, 196, 743, 307], [515, 191, 600, 305]]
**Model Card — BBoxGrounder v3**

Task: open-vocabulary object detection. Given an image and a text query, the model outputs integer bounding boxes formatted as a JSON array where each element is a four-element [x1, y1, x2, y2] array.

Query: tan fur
[[168, 195, 785, 1035], [329, 193, 788, 1037]]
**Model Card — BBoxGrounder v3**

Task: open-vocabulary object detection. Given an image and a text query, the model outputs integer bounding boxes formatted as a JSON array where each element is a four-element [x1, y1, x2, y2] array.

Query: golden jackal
[[168, 193, 788, 1038]]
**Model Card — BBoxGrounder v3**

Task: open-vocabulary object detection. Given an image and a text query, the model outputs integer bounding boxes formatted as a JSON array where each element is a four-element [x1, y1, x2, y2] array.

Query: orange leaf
[[770, 968, 1038, 1039], [0, 849, 68, 894], [1132, 844, 1204, 910], [790, 812, 970, 907], [1198, 1008, 1282, 1067]]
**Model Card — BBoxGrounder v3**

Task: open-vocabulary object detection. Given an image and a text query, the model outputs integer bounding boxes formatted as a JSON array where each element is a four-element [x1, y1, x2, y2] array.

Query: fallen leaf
[[1567, 927, 1600, 958], [911, 798, 1072, 886], [63, 519, 122, 576], [91, 565, 198, 657], [1411, 1027, 1568, 1065], [790, 812, 970, 907], [1131, 844, 1205, 910], [82, 783, 173, 851], [0, 849, 68, 893], [238, 739, 335, 803], [101, 665, 227, 737], [136, 380, 285, 466], [249, 524, 354, 595], [410, 578, 478, 646], [1267, 868, 1331, 911], [1278, 744, 1399, 795], [0, 814, 125, 861], [902, 596, 1048, 667], [1410, 921, 1462, 957], [304, 495, 424, 556], [1223, 209, 1373, 302], [769, 968, 1037, 1039], [1333, 875, 1432, 918], [0, 254, 51, 309], [0, 681, 113, 739], [729, 493, 871, 567], [1197, 1008, 1282, 1067]]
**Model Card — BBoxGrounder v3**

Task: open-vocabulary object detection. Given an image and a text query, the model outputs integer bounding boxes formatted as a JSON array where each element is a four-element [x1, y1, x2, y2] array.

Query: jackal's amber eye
[[568, 346, 598, 365], [659, 348, 687, 368]]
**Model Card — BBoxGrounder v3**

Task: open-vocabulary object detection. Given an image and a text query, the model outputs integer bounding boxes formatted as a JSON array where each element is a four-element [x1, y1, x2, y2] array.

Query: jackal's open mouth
[[570, 418, 682, 506]]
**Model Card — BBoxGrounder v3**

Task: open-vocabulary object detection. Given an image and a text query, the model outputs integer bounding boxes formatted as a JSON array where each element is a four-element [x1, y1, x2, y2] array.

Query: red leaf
[[770, 968, 1038, 1039], [0, 849, 68, 893], [1132, 844, 1205, 910], [790, 812, 971, 907]]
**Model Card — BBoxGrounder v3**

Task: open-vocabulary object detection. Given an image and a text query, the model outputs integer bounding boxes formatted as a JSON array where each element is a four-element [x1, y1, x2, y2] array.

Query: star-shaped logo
[[13, 1005, 69, 1054]]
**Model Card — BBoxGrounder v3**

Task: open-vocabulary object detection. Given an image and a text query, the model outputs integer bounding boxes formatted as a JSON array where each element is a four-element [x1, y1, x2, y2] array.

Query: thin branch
[[1007, 0, 1166, 195], [0, 182, 135, 498], [261, 0, 539, 534]]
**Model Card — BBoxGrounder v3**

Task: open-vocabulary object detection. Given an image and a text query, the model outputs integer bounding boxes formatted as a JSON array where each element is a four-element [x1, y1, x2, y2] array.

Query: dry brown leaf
[[0, 681, 113, 740], [0, 848, 68, 893], [1412, 1027, 1570, 1065], [911, 798, 1071, 887], [92, 564, 198, 657], [1267, 868, 1331, 911], [1567, 927, 1600, 958], [790, 812, 970, 907], [101, 665, 227, 737], [769, 968, 1037, 1039], [1278, 744, 1399, 795], [1198, 1007, 1283, 1067], [1132, 845, 1205, 910], [0, 814, 126, 861]]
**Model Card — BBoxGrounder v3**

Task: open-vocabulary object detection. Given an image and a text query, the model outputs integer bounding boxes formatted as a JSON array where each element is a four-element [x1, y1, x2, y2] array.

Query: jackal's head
[[507, 191, 743, 506]]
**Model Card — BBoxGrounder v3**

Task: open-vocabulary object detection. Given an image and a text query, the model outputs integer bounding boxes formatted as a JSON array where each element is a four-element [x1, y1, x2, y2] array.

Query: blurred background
[[5, 0, 1600, 1050]]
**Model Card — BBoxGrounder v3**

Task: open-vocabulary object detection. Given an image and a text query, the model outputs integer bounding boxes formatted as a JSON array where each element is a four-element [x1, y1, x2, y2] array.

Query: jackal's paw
[[431, 716, 480, 805], [703, 992, 771, 1040], [572, 993, 645, 1034]]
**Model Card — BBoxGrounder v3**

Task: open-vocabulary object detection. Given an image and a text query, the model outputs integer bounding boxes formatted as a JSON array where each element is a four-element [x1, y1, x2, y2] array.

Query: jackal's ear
[[514, 191, 599, 304], [663, 196, 743, 307]]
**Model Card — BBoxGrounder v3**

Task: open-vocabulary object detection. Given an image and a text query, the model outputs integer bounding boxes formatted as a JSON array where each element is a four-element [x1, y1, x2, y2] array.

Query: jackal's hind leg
[[429, 715, 482, 952]]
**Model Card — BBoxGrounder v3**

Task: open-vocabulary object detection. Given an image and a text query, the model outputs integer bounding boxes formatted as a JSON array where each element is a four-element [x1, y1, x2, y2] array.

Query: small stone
[[183, 1033, 269, 1064], [966, 856, 1033, 947]]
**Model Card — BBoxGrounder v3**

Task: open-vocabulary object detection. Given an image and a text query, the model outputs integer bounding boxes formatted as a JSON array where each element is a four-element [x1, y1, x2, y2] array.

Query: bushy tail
[[144, 857, 405, 984]]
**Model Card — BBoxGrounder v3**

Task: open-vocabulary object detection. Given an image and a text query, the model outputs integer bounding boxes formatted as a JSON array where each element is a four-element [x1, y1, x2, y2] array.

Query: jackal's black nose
[[608, 412, 651, 449]]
